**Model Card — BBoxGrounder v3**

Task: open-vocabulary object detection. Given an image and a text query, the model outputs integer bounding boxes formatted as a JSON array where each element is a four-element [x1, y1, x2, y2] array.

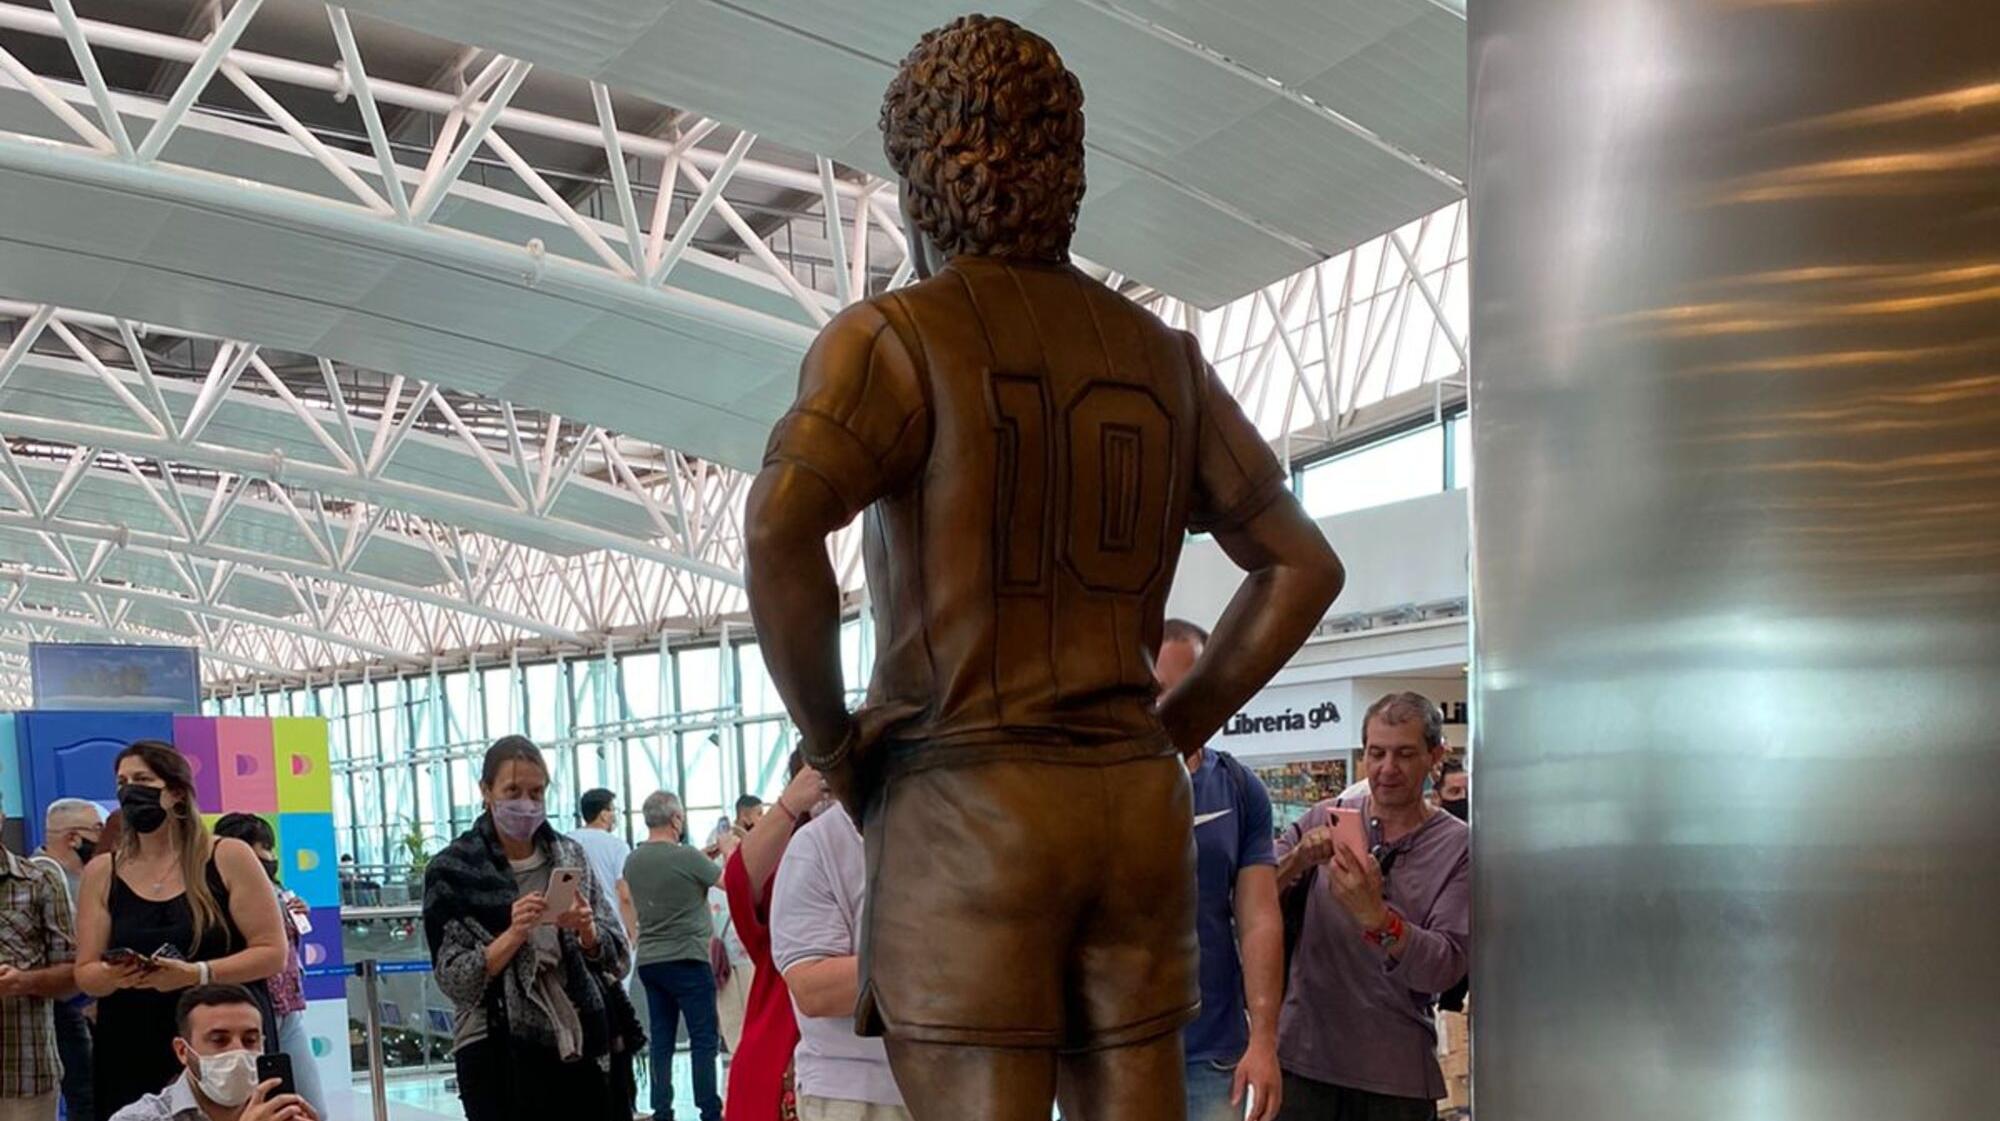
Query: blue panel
[[0, 714, 20, 825], [18, 711, 175, 850], [276, 812, 339, 910], [299, 906, 346, 1002]]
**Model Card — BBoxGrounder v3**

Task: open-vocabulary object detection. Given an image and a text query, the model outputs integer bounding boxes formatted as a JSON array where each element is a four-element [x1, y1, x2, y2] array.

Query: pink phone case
[[538, 867, 583, 922], [1329, 807, 1371, 862]]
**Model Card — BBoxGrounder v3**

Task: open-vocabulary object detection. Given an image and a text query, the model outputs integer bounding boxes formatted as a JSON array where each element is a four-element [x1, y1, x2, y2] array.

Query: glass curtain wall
[[207, 619, 871, 888], [206, 407, 1473, 883]]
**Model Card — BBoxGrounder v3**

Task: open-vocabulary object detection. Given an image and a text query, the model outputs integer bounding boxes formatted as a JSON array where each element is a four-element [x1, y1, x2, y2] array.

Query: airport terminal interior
[[0, 2, 1991, 1121]]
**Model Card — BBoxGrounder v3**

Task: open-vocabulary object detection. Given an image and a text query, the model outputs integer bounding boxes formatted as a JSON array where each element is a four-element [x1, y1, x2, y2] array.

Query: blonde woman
[[73, 741, 287, 1117]]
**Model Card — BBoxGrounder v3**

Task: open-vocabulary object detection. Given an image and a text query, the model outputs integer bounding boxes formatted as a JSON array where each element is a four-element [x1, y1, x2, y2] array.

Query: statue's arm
[[1160, 353, 1345, 752], [745, 303, 926, 786]]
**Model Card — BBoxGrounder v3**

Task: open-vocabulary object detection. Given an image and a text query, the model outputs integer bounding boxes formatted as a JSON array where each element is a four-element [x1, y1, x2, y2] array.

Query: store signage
[[1217, 679, 1357, 760], [1223, 700, 1343, 737]]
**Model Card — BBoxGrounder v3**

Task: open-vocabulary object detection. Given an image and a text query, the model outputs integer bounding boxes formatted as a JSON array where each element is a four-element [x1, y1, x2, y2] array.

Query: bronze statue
[[743, 15, 1345, 1120]]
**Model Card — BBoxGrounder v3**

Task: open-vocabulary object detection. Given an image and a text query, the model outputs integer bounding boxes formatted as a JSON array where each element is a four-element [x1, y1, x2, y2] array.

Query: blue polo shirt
[[1183, 747, 1277, 1063]]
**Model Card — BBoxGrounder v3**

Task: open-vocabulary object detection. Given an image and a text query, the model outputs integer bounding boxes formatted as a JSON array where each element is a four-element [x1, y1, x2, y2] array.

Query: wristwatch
[[1363, 909, 1406, 953]]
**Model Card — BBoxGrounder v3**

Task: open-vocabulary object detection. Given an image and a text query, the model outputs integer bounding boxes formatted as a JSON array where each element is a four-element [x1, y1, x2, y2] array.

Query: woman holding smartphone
[[73, 741, 288, 1117], [423, 735, 631, 1121]]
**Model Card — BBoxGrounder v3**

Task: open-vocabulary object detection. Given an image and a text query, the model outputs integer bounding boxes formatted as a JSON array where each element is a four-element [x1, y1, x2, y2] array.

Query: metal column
[[1468, 2, 2000, 1118]]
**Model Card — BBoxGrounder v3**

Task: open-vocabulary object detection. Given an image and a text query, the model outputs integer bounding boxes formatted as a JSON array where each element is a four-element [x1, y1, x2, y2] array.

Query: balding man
[[34, 799, 100, 1121]]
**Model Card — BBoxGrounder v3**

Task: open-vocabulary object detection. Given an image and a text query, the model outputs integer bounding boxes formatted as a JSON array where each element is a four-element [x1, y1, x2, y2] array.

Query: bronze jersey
[[762, 256, 1286, 753]]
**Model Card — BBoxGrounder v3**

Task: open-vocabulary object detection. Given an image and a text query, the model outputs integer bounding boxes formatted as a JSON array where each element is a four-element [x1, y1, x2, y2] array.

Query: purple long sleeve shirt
[[1275, 796, 1470, 1101]]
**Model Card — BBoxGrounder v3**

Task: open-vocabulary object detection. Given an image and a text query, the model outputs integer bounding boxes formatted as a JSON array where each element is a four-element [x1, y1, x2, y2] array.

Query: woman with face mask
[[73, 741, 289, 1118], [422, 735, 632, 1121]]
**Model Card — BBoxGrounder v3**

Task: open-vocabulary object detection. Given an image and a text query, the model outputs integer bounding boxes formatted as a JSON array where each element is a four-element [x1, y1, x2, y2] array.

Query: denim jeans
[[51, 999, 91, 1121], [1186, 1058, 1242, 1121], [638, 960, 722, 1121]]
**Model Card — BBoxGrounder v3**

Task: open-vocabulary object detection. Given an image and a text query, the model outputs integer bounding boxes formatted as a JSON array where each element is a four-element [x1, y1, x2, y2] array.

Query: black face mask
[[1441, 797, 1469, 822], [118, 784, 169, 835], [73, 838, 97, 863], [259, 857, 280, 881]]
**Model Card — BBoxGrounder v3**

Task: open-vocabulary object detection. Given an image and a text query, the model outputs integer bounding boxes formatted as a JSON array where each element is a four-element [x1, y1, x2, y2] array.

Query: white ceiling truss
[[1143, 199, 1469, 463], [328, 0, 1468, 306], [0, 298, 879, 696], [0, 1, 1464, 704], [0, 0, 931, 470]]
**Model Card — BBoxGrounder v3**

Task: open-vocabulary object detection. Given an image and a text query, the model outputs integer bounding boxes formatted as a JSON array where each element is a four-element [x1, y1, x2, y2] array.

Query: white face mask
[[187, 1047, 260, 1108]]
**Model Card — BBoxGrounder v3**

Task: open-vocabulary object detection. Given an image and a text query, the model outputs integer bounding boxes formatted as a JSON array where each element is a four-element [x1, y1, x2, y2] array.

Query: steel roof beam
[[0, 508, 587, 644], [0, 610, 291, 677], [0, 564, 424, 666], [0, 407, 741, 586]]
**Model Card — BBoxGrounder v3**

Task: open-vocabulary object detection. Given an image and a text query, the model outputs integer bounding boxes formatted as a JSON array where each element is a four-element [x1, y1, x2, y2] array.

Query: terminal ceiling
[[0, 0, 1468, 700]]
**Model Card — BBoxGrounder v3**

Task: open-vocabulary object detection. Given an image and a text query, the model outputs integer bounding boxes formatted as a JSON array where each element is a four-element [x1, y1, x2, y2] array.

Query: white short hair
[[45, 798, 103, 830]]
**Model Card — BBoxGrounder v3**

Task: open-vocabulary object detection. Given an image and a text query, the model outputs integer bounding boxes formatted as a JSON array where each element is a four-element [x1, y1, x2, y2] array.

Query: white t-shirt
[[708, 885, 751, 966], [770, 805, 902, 1108], [567, 827, 630, 901]]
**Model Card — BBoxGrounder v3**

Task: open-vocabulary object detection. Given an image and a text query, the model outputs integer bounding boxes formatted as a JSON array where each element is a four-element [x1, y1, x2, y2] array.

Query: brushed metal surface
[[1467, 2, 2000, 1118]]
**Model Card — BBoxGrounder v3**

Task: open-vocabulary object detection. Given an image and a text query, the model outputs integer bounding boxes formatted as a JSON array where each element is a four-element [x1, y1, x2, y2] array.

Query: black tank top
[[95, 848, 271, 1117]]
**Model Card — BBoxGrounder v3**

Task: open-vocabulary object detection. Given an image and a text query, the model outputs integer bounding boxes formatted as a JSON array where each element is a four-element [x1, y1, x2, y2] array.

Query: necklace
[[130, 854, 179, 893]]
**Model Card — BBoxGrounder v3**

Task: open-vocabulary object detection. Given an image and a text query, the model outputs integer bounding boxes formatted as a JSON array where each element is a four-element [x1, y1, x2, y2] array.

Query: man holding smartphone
[[105, 985, 315, 1121], [1272, 693, 1470, 1121]]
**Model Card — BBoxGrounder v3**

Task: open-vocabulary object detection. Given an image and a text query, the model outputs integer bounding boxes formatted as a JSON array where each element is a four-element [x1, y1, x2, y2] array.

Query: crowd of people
[[1, 656, 1471, 1121], [402, 619, 1470, 1121], [1, 741, 324, 1121]]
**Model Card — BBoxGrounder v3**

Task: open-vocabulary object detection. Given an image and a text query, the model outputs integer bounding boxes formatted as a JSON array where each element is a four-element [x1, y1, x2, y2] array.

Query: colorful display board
[[3, 709, 350, 1066]]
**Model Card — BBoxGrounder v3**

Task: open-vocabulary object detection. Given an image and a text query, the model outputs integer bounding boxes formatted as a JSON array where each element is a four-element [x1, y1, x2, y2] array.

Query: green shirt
[[623, 840, 721, 966]]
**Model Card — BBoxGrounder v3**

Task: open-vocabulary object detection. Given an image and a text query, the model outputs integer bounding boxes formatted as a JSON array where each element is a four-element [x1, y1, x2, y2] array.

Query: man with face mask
[[34, 799, 101, 1121], [35, 800, 102, 905], [621, 791, 723, 1121], [105, 985, 314, 1121], [1436, 761, 1469, 823]]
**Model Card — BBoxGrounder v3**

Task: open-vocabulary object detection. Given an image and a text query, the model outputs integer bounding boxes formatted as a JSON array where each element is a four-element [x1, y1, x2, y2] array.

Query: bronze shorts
[[854, 745, 1198, 1051]]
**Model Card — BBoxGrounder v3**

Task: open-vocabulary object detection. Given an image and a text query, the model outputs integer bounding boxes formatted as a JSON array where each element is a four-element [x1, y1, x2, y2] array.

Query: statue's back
[[766, 254, 1285, 760]]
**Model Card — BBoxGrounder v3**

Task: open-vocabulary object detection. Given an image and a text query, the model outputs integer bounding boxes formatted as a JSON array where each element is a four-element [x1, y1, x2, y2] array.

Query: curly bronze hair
[[880, 15, 1085, 263]]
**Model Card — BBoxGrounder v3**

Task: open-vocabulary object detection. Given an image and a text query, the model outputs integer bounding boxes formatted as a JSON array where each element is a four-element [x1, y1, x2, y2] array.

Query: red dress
[[722, 844, 801, 1121]]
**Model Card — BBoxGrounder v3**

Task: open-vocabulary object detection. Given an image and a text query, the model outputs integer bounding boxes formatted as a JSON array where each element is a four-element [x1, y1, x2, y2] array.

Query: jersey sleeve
[[1185, 335, 1288, 534], [762, 300, 929, 518]]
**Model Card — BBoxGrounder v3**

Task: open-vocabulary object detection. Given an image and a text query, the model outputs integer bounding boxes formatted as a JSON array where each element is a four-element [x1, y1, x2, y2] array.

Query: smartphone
[[102, 948, 144, 969], [282, 891, 313, 935], [256, 1053, 296, 1100], [538, 867, 584, 921], [1328, 806, 1371, 863]]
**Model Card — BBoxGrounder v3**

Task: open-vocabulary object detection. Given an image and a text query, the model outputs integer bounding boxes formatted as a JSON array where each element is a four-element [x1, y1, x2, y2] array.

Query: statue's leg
[[884, 1041, 1057, 1121], [1054, 1032, 1187, 1121]]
